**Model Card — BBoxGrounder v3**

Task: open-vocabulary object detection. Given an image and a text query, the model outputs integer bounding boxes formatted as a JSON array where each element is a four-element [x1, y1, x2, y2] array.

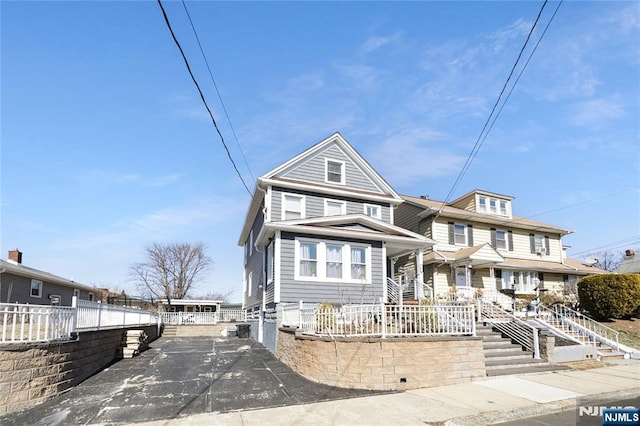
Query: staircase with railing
[[387, 277, 433, 305], [535, 304, 631, 359], [477, 298, 540, 359]]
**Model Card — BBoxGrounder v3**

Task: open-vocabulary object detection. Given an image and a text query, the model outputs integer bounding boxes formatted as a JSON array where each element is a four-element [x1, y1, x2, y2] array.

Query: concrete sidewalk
[[137, 362, 639, 426]]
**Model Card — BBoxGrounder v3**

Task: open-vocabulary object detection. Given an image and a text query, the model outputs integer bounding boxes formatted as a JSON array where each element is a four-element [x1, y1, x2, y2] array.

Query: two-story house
[[238, 133, 433, 347], [395, 191, 604, 301]]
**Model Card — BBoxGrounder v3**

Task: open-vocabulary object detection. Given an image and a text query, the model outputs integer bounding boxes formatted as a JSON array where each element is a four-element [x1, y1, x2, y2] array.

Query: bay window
[[295, 238, 370, 282]]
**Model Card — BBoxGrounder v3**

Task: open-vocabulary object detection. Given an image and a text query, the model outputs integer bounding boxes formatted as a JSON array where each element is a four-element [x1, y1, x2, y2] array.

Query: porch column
[[416, 248, 424, 300]]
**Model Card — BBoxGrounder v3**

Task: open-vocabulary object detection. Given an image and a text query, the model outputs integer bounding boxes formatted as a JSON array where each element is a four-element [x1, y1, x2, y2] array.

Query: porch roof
[[423, 244, 504, 267], [256, 214, 434, 257]]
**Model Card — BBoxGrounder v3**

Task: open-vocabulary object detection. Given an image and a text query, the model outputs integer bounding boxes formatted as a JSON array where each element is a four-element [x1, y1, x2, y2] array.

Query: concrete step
[[483, 348, 530, 359], [485, 358, 548, 370], [486, 364, 571, 377]]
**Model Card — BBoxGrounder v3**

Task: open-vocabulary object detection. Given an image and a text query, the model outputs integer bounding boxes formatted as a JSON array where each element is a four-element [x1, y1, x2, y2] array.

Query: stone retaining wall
[[276, 327, 486, 391], [0, 325, 159, 415]]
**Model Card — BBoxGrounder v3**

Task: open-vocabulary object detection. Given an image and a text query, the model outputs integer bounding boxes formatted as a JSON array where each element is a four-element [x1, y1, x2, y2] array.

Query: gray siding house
[[238, 133, 432, 347], [0, 249, 96, 306]]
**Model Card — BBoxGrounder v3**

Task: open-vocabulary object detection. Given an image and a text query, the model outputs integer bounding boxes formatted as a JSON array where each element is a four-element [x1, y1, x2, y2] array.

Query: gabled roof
[[424, 244, 504, 266], [402, 194, 572, 235], [239, 133, 403, 245], [262, 132, 401, 199], [0, 259, 95, 292], [255, 214, 434, 257]]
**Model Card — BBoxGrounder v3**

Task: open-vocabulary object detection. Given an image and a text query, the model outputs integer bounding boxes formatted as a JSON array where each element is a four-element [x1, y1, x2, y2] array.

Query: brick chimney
[[8, 249, 22, 264]]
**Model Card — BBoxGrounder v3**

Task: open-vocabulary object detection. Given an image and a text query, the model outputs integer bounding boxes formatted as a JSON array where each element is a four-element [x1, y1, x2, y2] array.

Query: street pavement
[[1, 336, 638, 425]]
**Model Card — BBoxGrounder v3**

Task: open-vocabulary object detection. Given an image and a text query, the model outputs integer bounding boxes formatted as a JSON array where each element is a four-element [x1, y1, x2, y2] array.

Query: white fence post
[[71, 296, 79, 338], [298, 300, 303, 328]]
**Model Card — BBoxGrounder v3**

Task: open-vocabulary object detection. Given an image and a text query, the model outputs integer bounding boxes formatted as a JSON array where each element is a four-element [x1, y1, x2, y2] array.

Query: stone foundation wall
[[0, 325, 159, 415], [276, 327, 486, 391]]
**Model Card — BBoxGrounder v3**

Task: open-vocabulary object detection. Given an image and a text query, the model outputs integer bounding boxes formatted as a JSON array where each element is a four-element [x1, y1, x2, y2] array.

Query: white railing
[[478, 298, 540, 359], [1, 303, 76, 343], [1, 299, 159, 343], [386, 278, 401, 304], [218, 309, 245, 322], [77, 299, 157, 330], [299, 302, 475, 337], [536, 304, 620, 353], [160, 308, 246, 325]]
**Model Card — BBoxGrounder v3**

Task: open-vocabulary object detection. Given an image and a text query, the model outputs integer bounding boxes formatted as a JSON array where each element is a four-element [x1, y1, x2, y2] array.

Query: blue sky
[[2, 1, 639, 302]]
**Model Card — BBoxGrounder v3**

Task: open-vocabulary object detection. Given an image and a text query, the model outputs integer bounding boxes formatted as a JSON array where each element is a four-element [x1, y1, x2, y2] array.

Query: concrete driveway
[[1, 336, 385, 425]]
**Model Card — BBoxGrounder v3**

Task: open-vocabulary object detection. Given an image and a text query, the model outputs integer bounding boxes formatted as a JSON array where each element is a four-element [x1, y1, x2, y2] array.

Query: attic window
[[326, 160, 345, 185]]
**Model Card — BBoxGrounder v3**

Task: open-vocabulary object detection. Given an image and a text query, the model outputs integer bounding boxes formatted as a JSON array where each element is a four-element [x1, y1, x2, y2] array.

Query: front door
[[455, 267, 469, 288]]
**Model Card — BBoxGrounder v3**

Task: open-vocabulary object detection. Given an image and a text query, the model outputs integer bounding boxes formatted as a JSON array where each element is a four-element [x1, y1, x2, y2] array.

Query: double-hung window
[[495, 229, 508, 250], [326, 245, 343, 278], [283, 194, 304, 220], [326, 160, 345, 184], [453, 224, 467, 245], [499, 200, 508, 216], [478, 197, 487, 212], [351, 247, 367, 280], [299, 242, 318, 277], [532, 234, 548, 255], [364, 204, 381, 219], [325, 200, 346, 216], [31, 279, 43, 298]]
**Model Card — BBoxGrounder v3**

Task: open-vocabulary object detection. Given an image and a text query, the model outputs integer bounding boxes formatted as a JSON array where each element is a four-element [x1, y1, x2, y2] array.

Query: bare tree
[[586, 250, 623, 272], [130, 242, 212, 304], [188, 289, 235, 303]]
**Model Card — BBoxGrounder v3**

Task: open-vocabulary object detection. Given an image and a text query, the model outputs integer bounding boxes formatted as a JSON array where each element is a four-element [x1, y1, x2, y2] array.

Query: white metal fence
[[1, 298, 159, 344], [296, 301, 476, 337], [160, 309, 245, 325]]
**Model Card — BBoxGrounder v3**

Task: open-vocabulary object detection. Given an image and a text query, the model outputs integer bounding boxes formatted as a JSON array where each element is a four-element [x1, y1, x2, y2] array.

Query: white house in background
[[394, 191, 606, 301], [238, 133, 433, 348]]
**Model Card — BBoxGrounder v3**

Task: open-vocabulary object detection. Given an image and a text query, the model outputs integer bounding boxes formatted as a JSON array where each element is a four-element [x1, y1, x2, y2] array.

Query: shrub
[[577, 274, 640, 320]]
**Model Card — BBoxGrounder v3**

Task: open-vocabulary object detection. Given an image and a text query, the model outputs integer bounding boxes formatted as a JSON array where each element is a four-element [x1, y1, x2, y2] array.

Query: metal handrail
[[478, 298, 540, 359], [537, 304, 620, 353], [386, 278, 401, 304]]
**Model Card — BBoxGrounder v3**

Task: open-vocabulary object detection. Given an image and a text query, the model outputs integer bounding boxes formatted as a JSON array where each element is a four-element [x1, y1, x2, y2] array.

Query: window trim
[[364, 204, 381, 219], [282, 192, 306, 220], [266, 242, 274, 284], [325, 159, 346, 185], [325, 199, 346, 216], [30, 279, 43, 298], [453, 223, 467, 246], [248, 272, 253, 297], [495, 229, 508, 251], [294, 237, 371, 283]]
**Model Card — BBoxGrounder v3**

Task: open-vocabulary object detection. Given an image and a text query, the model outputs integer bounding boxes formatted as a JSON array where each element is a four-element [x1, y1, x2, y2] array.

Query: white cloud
[[359, 33, 403, 54], [570, 97, 625, 128], [368, 128, 466, 184]]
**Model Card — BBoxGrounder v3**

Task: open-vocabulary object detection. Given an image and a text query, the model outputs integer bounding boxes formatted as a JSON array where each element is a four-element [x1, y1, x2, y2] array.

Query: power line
[[472, 0, 563, 175], [439, 0, 550, 212], [569, 236, 640, 257], [524, 186, 638, 219], [156, 0, 253, 196], [180, 0, 255, 182]]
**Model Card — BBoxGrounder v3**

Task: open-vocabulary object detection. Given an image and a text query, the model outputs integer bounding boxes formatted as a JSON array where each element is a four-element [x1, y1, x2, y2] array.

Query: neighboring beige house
[[394, 190, 605, 300]]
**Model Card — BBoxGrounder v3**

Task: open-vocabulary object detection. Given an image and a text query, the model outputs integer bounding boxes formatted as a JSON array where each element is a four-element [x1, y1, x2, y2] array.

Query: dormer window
[[326, 160, 345, 185], [478, 195, 510, 217]]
